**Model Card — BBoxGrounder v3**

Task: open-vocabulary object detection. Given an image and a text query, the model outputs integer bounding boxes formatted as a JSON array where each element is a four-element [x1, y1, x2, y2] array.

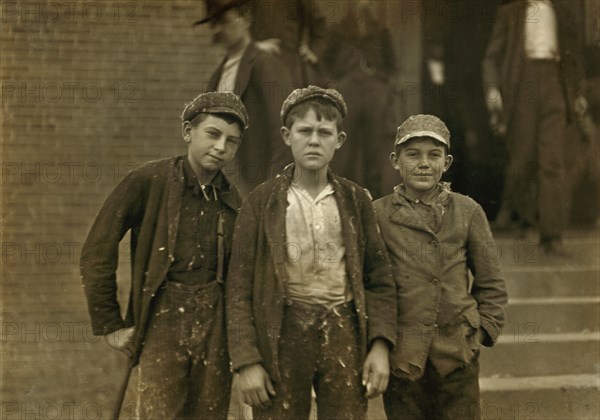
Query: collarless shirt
[[216, 47, 246, 93], [284, 183, 351, 307], [525, 0, 559, 60], [169, 158, 224, 284]]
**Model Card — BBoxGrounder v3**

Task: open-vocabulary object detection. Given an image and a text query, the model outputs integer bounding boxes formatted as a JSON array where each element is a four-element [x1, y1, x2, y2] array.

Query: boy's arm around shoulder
[[226, 193, 264, 371], [80, 168, 147, 336], [467, 202, 508, 347], [359, 190, 397, 349]]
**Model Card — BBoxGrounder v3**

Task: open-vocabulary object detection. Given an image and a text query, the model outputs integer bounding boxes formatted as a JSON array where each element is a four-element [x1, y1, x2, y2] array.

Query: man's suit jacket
[[482, 0, 585, 125], [208, 43, 293, 193]]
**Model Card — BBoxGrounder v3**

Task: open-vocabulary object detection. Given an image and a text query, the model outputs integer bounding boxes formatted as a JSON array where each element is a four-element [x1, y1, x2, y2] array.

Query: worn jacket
[[482, 0, 586, 126], [208, 43, 293, 194], [226, 165, 397, 382], [373, 188, 507, 380], [80, 156, 242, 365]]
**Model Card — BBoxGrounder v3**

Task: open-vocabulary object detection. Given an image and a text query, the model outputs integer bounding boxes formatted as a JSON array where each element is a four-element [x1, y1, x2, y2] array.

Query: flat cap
[[280, 85, 347, 124], [395, 114, 450, 149], [181, 92, 249, 130]]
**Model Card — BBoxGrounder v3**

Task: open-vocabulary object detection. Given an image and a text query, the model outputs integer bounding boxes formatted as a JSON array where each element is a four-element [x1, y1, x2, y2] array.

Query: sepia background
[[2, 0, 599, 419]]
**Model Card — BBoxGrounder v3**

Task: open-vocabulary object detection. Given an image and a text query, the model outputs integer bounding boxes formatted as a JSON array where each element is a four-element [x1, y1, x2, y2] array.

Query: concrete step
[[480, 332, 600, 378], [496, 237, 599, 267], [503, 265, 600, 298], [480, 374, 600, 420], [506, 297, 600, 333]]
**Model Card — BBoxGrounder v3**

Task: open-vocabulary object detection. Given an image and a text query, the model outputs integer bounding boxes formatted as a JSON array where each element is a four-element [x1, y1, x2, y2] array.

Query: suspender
[[216, 211, 225, 283]]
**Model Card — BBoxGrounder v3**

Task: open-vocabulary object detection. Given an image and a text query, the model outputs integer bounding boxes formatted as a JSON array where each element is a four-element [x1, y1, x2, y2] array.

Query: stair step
[[503, 265, 600, 298], [480, 332, 600, 377], [497, 237, 599, 267], [480, 374, 600, 419], [506, 297, 600, 332]]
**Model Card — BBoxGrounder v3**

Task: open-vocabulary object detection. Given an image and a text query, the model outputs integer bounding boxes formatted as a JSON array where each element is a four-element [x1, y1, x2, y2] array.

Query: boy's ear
[[281, 126, 291, 146], [389, 151, 400, 170], [182, 121, 192, 143], [443, 154, 454, 172], [335, 131, 347, 149]]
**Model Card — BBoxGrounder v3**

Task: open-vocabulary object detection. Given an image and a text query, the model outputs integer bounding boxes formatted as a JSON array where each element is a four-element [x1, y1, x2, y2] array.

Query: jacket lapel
[[331, 175, 360, 282], [264, 173, 290, 268], [235, 43, 258, 97], [388, 193, 436, 236], [166, 158, 185, 257], [208, 57, 226, 91]]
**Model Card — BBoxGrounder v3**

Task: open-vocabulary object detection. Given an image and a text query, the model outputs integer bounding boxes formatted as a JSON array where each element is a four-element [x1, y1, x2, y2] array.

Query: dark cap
[[193, 0, 249, 25], [181, 92, 249, 130], [395, 114, 450, 149], [280, 85, 347, 124]]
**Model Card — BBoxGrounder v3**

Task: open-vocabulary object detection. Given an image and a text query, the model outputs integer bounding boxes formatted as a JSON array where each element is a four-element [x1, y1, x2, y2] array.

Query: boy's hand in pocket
[[104, 326, 135, 357]]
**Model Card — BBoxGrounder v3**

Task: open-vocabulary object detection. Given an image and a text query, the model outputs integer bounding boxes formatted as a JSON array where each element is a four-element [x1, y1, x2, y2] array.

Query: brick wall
[[1, 1, 422, 418], [1, 1, 227, 416]]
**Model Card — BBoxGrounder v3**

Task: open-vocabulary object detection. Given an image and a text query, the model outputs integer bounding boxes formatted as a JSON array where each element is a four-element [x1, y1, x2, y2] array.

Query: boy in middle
[[226, 85, 397, 419]]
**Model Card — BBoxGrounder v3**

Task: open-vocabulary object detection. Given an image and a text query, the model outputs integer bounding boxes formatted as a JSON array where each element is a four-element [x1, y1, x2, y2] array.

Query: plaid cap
[[395, 114, 450, 149], [181, 92, 249, 130], [280, 85, 347, 124]]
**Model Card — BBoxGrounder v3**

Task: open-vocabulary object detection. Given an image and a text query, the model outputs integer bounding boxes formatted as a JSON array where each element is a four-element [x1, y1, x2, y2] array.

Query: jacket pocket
[[462, 307, 481, 330]]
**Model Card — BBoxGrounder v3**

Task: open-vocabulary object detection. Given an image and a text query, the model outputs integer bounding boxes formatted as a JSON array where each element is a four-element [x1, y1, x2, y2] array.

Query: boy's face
[[390, 137, 453, 197], [281, 108, 346, 173], [210, 10, 249, 51], [182, 114, 241, 175]]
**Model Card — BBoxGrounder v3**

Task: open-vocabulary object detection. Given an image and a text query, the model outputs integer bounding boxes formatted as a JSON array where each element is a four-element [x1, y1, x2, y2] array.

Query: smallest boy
[[227, 86, 397, 419], [374, 115, 508, 420], [81, 92, 248, 419]]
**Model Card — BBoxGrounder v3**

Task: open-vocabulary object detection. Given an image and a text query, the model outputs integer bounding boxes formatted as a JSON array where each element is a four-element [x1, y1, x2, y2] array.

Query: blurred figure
[[323, 0, 399, 198], [249, 0, 329, 87], [482, 0, 587, 255], [421, 0, 503, 217], [195, 0, 293, 196]]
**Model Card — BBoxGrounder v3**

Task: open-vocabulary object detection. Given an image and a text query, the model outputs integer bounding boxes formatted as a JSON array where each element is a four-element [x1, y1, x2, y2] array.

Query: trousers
[[383, 356, 481, 420], [137, 280, 232, 419], [502, 59, 567, 239], [253, 300, 367, 420]]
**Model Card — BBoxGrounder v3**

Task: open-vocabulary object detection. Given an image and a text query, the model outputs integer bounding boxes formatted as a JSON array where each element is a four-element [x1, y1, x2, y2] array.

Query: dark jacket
[[80, 156, 241, 365], [482, 0, 586, 125], [208, 43, 293, 193], [226, 165, 397, 381], [373, 189, 507, 380]]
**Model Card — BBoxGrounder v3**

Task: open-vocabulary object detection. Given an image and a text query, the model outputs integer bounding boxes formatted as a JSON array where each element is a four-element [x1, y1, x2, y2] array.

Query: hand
[[574, 95, 588, 118], [362, 339, 390, 399], [255, 38, 282, 55], [299, 43, 318, 64], [238, 363, 276, 408], [104, 327, 135, 357], [475, 327, 486, 345], [486, 87, 507, 136]]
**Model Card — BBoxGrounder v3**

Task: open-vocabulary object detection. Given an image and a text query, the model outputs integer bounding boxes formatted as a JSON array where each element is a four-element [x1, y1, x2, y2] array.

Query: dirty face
[[281, 108, 346, 174], [390, 137, 452, 198], [182, 114, 241, 177]]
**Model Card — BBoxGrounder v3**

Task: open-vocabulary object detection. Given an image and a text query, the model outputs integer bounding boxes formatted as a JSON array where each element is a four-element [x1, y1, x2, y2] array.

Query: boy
[[226, 85, 397, 419], [195, 0, 293, 196], [80, 92, 248, 419], [373, 114, 508, 420]]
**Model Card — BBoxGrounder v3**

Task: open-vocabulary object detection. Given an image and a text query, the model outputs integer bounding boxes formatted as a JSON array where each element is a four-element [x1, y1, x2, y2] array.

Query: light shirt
[[216, 47, 246, 92], [525, 0, 559, 60], [284, 183, 351, 307]]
